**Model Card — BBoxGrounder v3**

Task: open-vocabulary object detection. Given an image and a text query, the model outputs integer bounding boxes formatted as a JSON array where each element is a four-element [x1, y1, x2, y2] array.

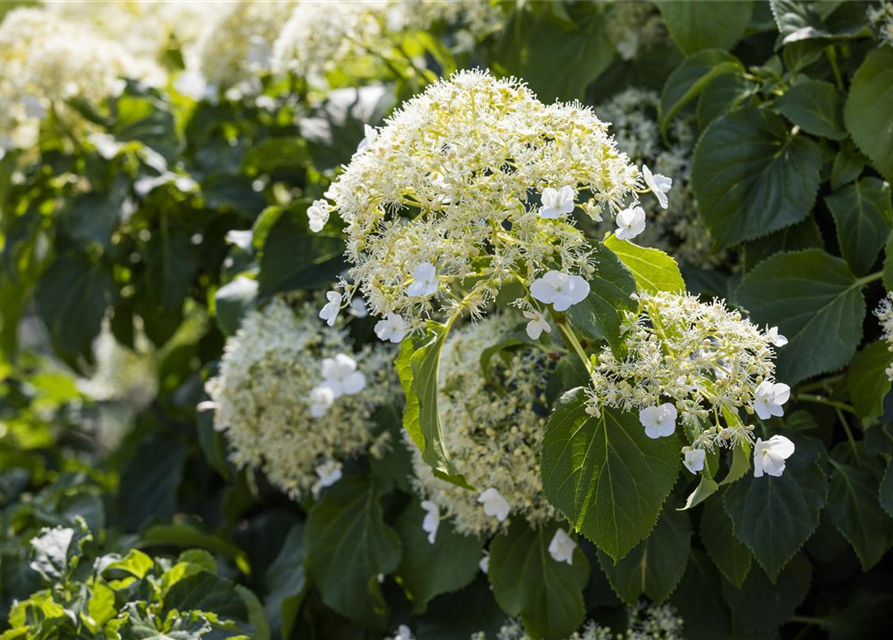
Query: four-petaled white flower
[[752, 381, 790, 420], [615, 206, 646, 241], [375, 313, 407, 343], [406, 262, 439, 298], [479, 551, 490, 574], [639, 403, 677, 439], [393, 625, 415, 640], [321, 354, 366, 397], [766, 326, 788, 347], [478, 487, 510, 522], [319, 290, 342, 326], [523, 310, 552, 340], [312, 460, 342, 498], [539, 186, 576, 219], [309, 384, 335, 418], [530, 271, 590, 312], [548, 528, 577, 565], [421, 500, 440, 545], [753, 435, 795, 478], [356, 124, 378, 154], [683, 448, 706, 474], [349, 297, 368, 318], [642, 164, 672, 210], [307, 199, 330, 233]]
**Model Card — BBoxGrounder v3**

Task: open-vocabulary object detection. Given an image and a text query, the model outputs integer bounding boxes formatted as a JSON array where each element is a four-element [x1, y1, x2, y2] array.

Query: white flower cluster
[[868, 1, 893, 46], [471, 602, 684, 640], [409, 314, 556, 537], [875, 292, 893, 381], [585, 292, 792, 475], [323, 70, 642, 333], [605, 1, 669, 61], [204, 299, 395, 499], [596, 89, 722, 267], [0, 7, 161, 150]]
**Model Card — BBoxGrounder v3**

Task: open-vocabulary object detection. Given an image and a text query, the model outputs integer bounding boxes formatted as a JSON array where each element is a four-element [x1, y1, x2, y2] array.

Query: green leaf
[[700, 498, 752, 588], [144, 226, 198, 310], [848, 341, 893, 421], [264, 525, 306, 640], [242, 137, 309, 177], [305, 476, 402, 630], [660, 50, 744, 135], [119, 435, 186, 532], [489, 521, 589, 640], [414, 578, 506, 640], [598, 508, 692, 605], [722, 436, 828, 581], [163, 571, 249, 622], [831, 140, 865, 190], [741, 216, 823, 273], [692, 108, 823, 249], [696, 72, 755, 130], [670, 551, 731, 640], [736, 249, 865, 385], [721, 553, 812, 634], [214, 276, 258, 337], [880, 461, 893, 520], [494, 2, 613, 102], [541, 388, 680, 561], [35, 254, 112, 366], [104, 549, 155, 580], [656, 1, 753, 55], [257, 203, 345, 298], [396, 323, 472, 489], [770, 0, 828, 44], [113, 94, 181, 161], [774, 79, 846, 140], [603, 234, 685, 295], [826, 178, 893, 276], [826, 446, 893, 570], [844, 47, 893, 183], [395, 501, 482, 614], [564, 241, 636, 354]]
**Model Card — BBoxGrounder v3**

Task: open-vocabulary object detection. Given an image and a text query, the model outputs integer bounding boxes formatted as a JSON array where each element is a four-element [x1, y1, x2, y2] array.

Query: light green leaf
[[844, 46, 893, 183], [656, 1, 753, 55], [541, 388, 680, 561], [395, 501, 482, 614], [104, 549, 155, 580], [826, 446, 893, 571], [774, 79, 846, 140], [660, 50, 744, 135], [825, 178, 892, 276], [604, 234, 685, 295], [736, 249, 865, 385], [489, 521, 589, 640], [692, 108, 823, 249], [396, 323, 472, 489], [722, 436, 827, 581], [848, 341, 893, 421], [305, 476, 402, 630], [162, 571, 248, 622], [700, 498, 752, 588], [564, 241, 636, 354], [598, 508, 692, 605]]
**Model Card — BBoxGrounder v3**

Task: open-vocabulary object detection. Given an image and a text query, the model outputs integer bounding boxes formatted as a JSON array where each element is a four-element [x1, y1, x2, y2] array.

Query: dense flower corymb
[[875, 292, 893, 381], [323, 69, 641, 333], [409, 314, 556, 536], [204, 299, 395, 499]]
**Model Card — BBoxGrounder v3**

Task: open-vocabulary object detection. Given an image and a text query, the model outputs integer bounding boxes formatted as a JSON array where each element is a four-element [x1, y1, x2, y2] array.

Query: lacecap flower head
[[204, 299, 396, 499], [321, 69, 641, 334]]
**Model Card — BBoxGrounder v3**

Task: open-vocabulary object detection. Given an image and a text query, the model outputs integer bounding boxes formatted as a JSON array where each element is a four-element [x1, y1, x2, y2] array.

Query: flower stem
[[553, 314, 593, 377], [796, 393, 857, 415], [836, 407, 860, 459]]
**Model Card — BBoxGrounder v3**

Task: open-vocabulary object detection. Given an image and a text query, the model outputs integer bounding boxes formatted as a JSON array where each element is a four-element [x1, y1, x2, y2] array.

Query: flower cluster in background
[[409, 314, 556, 536], [868, 1, 893, 46], [204, 299, 395, 499], [875, 292, 893, 380]]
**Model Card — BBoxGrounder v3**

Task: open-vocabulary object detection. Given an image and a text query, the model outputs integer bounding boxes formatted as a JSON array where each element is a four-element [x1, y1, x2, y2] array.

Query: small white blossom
[[683, 448, 706, 474], [752, 381, 790, 420], [639, 403, 677, 439], [356, 123, 378, 153], [348, 297, 368, 318], [479, 551, 489, 574], [642, 164, 672, 209], [547, 528, 577, 565], [375, 313, 407, 343], [530, 271, 590, 312], [766, 326, 788, 347], [753, 435, 795, 478], [523, 310, 551, 340], [196, 400, 218, 413], [319, 290, 342, 326], [421, 500, 440, 544], [307, 199, 330, 233], [309, 385, 335, 418], [615, 206, 646, 240], [406, 262, 439, 298], [312, 460, 343, 497], [393, 626, 414, 640], [539, 185, 576, 219], [321, 354, 366, 397], [478, 487, 510, 522]]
